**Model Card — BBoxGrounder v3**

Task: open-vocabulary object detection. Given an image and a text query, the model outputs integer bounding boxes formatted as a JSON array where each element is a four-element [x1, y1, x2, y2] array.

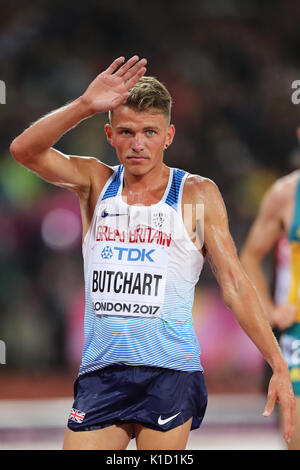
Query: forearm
[[223, 278, 287, 373], [240, 253, 276, 322], [10, 96, 92, 161]]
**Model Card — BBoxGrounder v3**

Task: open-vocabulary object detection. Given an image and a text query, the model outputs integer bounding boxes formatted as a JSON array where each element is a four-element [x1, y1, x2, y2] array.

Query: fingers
[[106, 55, 147, 82], [281, 386, 296, 445], [264, 377, 296, 445], [105, 57, 126, 74], [115, 55, 147, 87], [263, 390, 276, 418], [123, 58, 147, 81], [125, 65, 147, 89], [115, 55, 145, 77], [282, 401, 296, 445], [280, 398, 296, 444]]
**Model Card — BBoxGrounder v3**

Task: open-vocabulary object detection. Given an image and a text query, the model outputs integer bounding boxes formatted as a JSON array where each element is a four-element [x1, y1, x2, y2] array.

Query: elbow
[[10, 139, 23, 161], [10, 138, 30, 164]]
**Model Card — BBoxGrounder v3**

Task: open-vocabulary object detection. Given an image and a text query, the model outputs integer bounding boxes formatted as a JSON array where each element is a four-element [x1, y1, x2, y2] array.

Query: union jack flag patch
[[69, 408, 86, 423]]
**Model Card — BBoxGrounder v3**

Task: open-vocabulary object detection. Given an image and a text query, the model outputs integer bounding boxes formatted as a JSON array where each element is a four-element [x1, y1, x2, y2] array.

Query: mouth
[[125, 156, 149, 162]]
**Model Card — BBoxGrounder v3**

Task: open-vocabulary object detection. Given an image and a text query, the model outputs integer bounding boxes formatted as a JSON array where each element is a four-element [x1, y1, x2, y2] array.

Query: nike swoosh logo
[[101, 209, 128, 218], [158, 412, 181, 425]]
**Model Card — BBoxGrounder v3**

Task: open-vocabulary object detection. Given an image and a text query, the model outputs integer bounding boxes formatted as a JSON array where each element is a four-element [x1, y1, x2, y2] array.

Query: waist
[[80, 315, 201, 375]]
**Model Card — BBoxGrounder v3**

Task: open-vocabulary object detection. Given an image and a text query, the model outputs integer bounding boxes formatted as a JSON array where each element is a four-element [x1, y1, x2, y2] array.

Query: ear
[[165, 124, 175, 148], [104, 123, 113, 145]]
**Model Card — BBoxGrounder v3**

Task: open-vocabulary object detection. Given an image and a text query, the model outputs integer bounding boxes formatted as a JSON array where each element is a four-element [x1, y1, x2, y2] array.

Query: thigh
[[134, 417, 193, 450], [62, 423, 133, 450], [279, 325, 300, 449]]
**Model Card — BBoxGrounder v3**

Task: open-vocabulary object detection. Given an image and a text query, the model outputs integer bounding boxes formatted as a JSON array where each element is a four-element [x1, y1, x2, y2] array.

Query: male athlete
[[240, 144, 300, 450], [10, 56, 295, 450]]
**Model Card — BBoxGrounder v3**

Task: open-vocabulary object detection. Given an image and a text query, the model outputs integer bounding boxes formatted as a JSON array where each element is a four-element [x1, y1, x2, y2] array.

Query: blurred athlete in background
[[10, 56, 295, 450], [241, 132, 300, 449]]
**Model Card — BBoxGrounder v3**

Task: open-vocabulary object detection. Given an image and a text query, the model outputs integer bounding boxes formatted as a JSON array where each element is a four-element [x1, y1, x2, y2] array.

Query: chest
[[94, 199, 179, 245]]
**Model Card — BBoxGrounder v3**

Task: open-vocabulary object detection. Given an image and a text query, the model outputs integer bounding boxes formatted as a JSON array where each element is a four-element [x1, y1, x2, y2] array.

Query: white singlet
[[79, 165, 204, 376]]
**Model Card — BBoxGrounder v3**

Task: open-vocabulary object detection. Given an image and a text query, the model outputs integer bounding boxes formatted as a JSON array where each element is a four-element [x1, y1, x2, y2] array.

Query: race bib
[[90, 241, 169, 318]]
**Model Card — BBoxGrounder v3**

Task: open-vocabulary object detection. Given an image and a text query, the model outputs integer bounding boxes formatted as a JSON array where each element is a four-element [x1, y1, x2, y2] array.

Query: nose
[[131, 134, 145, 153]]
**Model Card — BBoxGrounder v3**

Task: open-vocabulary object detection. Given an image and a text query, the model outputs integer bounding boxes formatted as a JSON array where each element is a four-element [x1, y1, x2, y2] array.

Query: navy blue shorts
[[67, 365, 207, 434]]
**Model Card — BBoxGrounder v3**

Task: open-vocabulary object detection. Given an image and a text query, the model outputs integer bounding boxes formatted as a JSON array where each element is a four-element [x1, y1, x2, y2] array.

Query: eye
[[146, 129, 156, 135], [121, 130, 132, 135]]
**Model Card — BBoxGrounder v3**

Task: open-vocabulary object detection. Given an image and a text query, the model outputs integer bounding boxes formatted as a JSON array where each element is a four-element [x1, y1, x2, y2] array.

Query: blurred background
[[1, 0, 300, 449]]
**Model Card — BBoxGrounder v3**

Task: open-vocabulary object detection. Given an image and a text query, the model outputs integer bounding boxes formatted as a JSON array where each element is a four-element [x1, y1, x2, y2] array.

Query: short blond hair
[[109, 76, 172, 124]]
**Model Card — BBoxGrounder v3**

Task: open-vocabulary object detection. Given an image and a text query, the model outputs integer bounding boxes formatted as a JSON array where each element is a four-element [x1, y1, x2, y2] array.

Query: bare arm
[[240, 183, 297, 329], [196, 178, 295, 444], [240, 186, 283, 319], [9, 56, 147, 193]]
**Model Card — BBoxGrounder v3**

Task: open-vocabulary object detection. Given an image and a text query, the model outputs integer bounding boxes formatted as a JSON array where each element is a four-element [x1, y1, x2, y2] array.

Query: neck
[[122, 163, 170, 205], [123, 162, 169, 191]]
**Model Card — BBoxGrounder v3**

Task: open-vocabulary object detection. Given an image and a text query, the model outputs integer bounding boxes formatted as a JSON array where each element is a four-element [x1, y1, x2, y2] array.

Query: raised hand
[[81, 56, 147, 115]]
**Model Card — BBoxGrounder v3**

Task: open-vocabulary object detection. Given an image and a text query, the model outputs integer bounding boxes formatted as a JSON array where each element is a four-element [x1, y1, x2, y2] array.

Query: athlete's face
[[104, 106, 175, 175]]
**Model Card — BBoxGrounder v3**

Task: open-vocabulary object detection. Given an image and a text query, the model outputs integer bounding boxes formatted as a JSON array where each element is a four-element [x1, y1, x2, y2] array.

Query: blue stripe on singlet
[[102, 165, 123, 200], [165, 168, 186, 210]]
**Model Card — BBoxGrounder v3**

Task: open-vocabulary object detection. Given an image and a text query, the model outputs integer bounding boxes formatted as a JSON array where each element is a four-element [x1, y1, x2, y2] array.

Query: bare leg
[[134, 418, 192, 450], [62, 423, 133, 450]]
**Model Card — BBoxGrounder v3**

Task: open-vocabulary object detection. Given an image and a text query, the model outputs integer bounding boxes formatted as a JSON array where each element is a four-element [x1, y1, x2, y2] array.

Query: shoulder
[[271, 170, 299, 195], [258, 171, 299, 218], [181, 173, 227, 229], [74, 155, 115, 184], [75, 154, 114, 174], [182, 173, 223, 205], [70, 155, 115, 200]]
